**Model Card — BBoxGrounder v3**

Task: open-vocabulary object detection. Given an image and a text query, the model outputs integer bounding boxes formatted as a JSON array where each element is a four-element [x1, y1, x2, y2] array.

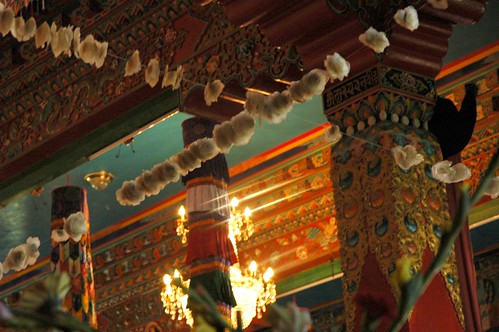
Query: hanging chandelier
[[175, 197, 254, 245], [163, 198, 275, 329], [161, 262, 276, 329]]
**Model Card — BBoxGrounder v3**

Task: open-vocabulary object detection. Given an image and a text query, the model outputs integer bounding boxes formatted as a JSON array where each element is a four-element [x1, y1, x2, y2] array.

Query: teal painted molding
[[0, 90, 179, 207], [276, 259, 342, 295]]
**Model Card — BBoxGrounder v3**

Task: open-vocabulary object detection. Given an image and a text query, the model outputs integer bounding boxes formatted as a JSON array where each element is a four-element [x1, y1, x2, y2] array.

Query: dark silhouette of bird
[[428, 84, 478, 159]]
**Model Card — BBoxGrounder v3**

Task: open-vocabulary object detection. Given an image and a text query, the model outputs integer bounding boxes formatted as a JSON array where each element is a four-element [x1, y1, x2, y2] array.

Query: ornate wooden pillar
[[51, 186, 97, 328], [222, 1, 487, 330], [324, 68, 463, 331]]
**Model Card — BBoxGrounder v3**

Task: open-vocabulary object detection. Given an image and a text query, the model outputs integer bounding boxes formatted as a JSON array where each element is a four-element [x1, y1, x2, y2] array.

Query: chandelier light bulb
[[244, 207, 251, 218], [263, 267, 274, 282], [173, 269, 181, 278], [231, 197, 239, 208], [163, 274, 172, 285], [178, 205, 186, 220], [249, 261, 257, 274]]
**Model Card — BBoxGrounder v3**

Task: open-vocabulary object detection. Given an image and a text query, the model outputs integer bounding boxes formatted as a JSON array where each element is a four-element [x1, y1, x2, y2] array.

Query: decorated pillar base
[[325, 66, 464, 331]]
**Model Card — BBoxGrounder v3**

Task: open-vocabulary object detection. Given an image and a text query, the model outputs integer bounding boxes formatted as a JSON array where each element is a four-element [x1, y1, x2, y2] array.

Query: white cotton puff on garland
[[116, 180, 146, 206], [358, 27, 390, 54], [135, 170, 162, 196], [145, 58, 160, 88], [230, 111, 256, 145], [245, 90, 266, 116], [288, 69, 328, 103], [0, 6, 14, 37], [172, 149, 201, 176], [35, 21, 51, 49], [151, 159, 181, 184], [125, 50, 141, 76], [63, 212, 88, 242], [324, 125, 342, 144], [394, 6, 419, 31], [204, 80, 225, 106], [213, 121, 236, 153], [188, 138, 219, 161], [324, 53, 350, 82], [262, 91, 293, 124]]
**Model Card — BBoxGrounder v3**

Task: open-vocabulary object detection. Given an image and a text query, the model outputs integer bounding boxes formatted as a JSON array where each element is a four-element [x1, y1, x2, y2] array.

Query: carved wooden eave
[[223, 0, 487, 78], [0, 1, 303, 207]]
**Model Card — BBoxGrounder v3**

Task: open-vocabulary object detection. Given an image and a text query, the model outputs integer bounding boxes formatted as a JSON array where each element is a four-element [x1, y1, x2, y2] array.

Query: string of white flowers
[[0, 236, 40, 281], [1, 2, 481, 205]]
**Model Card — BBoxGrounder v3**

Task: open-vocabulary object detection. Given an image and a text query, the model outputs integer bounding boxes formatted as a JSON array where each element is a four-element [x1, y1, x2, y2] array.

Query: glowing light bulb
[[163, 274, 172, 284], [174, 269, 181, 278], [231, 197, 239, 208], [244, 207, 251, 218], [178, 205, 186, 220], [249, 261, 257, 274], [263, 267, 274, 282]]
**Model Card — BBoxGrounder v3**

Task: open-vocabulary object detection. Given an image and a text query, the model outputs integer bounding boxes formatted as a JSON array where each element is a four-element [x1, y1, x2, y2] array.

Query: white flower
[[0, 7, 14, 37], [63, 212, 88, 242], [50, 23, 73, 57], [135, 170, 162, 196], [72, 27, 81, 57], [204, 80, 225, 106], [78, 34, 107, 68], [230, 111, 255, 145], [94, 41, 108, 69], [245, 90, 266, 116], [23, 17, 36, 41], [25, 236, 40, 266], [324, 125, 342, 144], [213, 121, 235, 153], [161, 65, 183, 90], [172, 149, 201, 176], [394, 6, 419, 31], [484, 176, 499, 199], [431, 160, 471, 183], [116, 180, 146, 206], [262, 91, 293, 124], [12, 16, 36, 42], [145, 58, 160, 88], [51, 229, 70, 243], [359, 27, 390, 53], [151, 160, 181, 185], [125, 50, 141, 76], [392, 145, 424, 171], [188, 138, 219, 161], [324, 53, 350, 82], [427, 0, 448, 10], [289, 69, 328, 103], [10, 16, 26, 42], [35, 21, 52, 49], [3, 245, 28, 272]]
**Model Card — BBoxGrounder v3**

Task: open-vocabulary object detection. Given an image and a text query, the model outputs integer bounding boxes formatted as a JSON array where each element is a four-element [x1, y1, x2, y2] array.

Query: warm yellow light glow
[[244, 207, 251, 218], [263, 267, 274, 282], [249, 261, 257, 274], [161, 261, 276, 329], [231, 197, 239, 208], [178, 205, 186, 220]]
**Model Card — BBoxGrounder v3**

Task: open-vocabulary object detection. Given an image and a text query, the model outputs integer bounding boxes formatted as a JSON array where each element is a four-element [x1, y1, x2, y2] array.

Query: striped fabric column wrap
[[50, 186, 97, 328], [182, 118, 238, 313]]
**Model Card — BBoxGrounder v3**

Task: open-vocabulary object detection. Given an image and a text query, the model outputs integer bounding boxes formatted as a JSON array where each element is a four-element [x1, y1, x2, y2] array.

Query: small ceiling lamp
[[84, 171, 114, 190]]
